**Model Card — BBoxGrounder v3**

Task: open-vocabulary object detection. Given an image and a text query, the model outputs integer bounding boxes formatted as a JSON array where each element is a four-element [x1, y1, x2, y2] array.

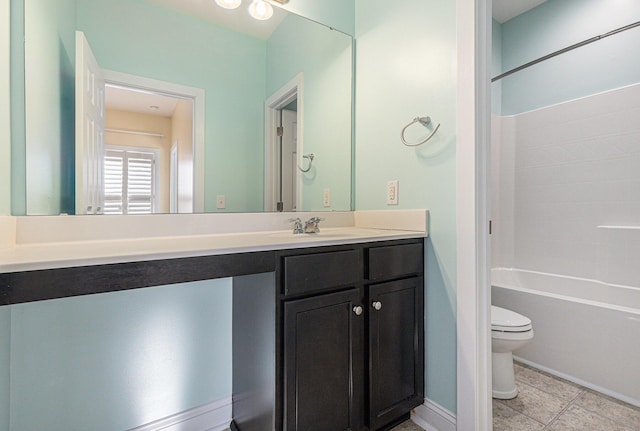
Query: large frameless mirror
[[15, 0, 353, 215]]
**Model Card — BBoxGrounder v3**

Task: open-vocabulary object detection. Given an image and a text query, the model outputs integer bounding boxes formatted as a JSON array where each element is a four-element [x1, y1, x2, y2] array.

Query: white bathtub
[[492, 268, 640, 407]]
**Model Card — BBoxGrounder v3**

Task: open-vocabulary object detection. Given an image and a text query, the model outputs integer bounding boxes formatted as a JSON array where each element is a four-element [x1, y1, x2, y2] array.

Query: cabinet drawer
[[283, 250, 361, 296], [367, 242, 423, 281]]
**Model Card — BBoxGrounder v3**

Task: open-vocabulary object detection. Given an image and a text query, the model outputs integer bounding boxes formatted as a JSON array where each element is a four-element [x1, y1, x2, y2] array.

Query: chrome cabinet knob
[[372, 301, 382, 311], [353, 305, 363, 316]]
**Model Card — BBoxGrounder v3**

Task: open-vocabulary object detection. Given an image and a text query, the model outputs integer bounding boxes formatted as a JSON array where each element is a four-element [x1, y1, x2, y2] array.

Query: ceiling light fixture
[[248, 0, 273, 20], [215, 0, 242, 10]]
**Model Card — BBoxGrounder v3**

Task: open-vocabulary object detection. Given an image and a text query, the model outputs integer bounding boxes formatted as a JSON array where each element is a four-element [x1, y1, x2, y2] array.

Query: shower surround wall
[[492, 83, 640, 280], [491, 83, 640, 405]]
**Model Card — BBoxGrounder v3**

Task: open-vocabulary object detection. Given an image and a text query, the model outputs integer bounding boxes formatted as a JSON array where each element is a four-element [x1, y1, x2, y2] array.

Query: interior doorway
[[103, 83, 194, 214], [75, 30, 206, 214], [278, 106, 298, 211], [264, 74, 304, 212]]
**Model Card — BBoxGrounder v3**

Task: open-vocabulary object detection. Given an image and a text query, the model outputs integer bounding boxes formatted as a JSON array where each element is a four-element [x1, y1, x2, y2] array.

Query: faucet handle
[[304, 216, 324, 233], [289, 218, 304, 234]]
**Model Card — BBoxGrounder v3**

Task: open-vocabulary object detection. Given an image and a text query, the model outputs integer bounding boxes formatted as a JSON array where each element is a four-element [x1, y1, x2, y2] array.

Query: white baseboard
[[411, 399, 456, 431], [129, 397, 232, 431]]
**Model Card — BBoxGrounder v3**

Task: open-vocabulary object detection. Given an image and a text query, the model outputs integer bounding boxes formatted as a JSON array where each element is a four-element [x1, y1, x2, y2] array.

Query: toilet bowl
[[491, 305, 534, 399]]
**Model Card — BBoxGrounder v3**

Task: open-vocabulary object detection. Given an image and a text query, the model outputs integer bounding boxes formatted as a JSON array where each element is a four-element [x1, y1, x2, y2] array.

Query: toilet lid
[[491, 305, 532, 332]]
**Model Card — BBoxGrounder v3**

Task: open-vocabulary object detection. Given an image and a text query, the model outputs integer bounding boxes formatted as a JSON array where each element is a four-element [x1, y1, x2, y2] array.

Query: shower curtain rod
[[105, 128, 164, 138], [492, 20, 640, 82]]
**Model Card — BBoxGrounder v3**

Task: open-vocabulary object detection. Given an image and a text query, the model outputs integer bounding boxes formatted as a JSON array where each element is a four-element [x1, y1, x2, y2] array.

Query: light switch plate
[[216, 195, 226, 209], [386, 180, 398, 205]]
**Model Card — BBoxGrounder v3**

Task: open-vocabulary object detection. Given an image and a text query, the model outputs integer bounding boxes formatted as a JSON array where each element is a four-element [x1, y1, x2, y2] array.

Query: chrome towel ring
[[401, 116, 441, 147], [298, 153, 314, 172]]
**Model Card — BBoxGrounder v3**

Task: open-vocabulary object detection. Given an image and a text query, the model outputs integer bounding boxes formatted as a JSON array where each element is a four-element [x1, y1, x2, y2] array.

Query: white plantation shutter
[[104, 148, 157, 214], [104, 150, 125, 214]]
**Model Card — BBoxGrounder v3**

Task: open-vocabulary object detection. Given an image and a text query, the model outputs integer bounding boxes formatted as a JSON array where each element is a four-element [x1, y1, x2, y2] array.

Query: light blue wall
[[278, 0, 355, 36], [4, 279, 232, 431], [0, 306, 10, 431], [355, 0, 457, 413], [9, 0, 26, 215], [497, 0, 640, 115], [23, 0, 76, 215], [491, 19, 502, 114], [266, 13, 353, 211], [1, 0, 10, 215]]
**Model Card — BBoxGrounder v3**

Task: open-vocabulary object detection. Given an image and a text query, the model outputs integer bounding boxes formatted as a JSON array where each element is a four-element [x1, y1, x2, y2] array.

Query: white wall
[[492, 83, 640, 288]]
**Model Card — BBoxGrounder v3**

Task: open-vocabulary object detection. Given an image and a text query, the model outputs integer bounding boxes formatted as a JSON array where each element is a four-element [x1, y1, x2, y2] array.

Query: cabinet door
[[369, 277, 424, 430], [284, 289, 364, 431]]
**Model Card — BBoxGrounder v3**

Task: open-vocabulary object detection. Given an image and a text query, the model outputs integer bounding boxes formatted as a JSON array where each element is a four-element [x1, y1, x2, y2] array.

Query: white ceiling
[[493, 0, 547, 24], [144, 0, 288, 40], [106, 85, 180, 117]]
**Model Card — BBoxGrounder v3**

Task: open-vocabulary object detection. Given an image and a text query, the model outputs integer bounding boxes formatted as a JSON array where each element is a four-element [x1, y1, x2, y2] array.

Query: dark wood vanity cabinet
[[283, 288, 365, 431], [368, 277, 424, 430], [277, 239, 424, 431]]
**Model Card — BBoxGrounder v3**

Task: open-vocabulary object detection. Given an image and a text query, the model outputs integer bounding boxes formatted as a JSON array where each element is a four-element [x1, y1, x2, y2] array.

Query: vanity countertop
[[0, 210, 428, 274]]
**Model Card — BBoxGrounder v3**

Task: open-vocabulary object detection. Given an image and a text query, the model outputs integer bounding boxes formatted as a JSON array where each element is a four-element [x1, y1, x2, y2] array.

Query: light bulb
[[248, 0, 273, 20], [215, 0, 241, 10]]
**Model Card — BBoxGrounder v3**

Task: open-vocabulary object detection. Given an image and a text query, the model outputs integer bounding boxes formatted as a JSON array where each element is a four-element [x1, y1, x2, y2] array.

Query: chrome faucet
[[289, 218, 304, 234], [304, 216, 324, 233]]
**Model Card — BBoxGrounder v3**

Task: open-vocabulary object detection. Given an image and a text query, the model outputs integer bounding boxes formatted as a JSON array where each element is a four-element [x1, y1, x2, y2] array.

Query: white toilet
[[491, 305, 534, 399]]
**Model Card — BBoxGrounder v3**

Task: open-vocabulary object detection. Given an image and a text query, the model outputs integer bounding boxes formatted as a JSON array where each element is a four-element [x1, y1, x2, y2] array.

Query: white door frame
[[101, 69, 206, 213], [456, 0, 492, 430], [264, 73, 304, 212]]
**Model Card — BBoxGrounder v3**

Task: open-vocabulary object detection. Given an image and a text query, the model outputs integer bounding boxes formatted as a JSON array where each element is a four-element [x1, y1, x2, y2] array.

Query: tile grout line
[[569, 390, 640, 430], [541, 388, 587, 430], [507, 369, 590, 430], [495, 381, 552, 429], [497, 399, 547, 429], [496, 364, 640, 430]]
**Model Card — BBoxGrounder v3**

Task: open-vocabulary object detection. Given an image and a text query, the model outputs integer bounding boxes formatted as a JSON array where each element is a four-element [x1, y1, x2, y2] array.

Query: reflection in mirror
[[103, 84, 196, 215], [20, 0, 353, 215]]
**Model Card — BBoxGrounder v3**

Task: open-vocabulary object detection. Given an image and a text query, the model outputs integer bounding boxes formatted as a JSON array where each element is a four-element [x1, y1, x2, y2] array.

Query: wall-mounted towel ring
[[298, 153, 314, 172], [401, 116, 441, 147]]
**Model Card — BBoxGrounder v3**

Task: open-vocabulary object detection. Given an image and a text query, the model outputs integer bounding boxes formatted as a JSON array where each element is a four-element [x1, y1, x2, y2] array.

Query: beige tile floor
[[390, 419, 424, 431], [390, 361, 640, 431], [226, 364, 640, 430], [493, 361, 640, 431]]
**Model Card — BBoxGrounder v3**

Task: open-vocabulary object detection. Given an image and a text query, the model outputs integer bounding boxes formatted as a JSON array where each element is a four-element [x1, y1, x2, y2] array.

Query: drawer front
[[283, 250, 361, 296], [367, 242, 423, 281]]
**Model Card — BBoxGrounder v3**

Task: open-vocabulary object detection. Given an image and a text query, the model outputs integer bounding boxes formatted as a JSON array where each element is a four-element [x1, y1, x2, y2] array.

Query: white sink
[[267, 228, 388, 239]]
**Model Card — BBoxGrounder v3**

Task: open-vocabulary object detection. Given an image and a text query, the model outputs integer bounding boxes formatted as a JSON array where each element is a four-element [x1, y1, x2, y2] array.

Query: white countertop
[[0, 210, 428, 273]]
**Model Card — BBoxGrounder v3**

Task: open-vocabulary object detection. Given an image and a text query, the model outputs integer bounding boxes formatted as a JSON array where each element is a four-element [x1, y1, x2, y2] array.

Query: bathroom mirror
[[17, 0, 353, 215]]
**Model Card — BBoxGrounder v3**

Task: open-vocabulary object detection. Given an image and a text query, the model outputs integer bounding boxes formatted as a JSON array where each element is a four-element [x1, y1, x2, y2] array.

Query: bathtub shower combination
[[492, 268, 640, 407], [491, 83, 640, 408]]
